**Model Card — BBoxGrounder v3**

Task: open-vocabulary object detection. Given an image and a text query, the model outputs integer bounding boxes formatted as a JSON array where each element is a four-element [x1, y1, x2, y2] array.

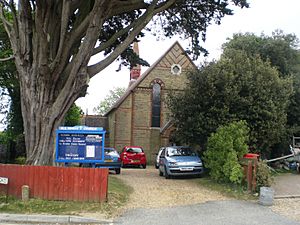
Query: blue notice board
[[55, 126, 106, 164]]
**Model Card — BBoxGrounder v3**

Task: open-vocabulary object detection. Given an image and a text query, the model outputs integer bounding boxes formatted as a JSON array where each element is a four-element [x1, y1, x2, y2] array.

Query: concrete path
[[0, 213, 112, 224], [273, 173, 300, 197]]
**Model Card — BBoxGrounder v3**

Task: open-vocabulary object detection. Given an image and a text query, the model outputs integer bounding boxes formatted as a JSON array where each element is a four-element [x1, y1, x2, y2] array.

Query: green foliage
[[169, 49, 293, 155], [222, 30, 300, 76], [0, 20, 24, 162], [93, 87, 126, 116], [14, 156, 26, 165], [256, 160, 274, 190], [222, 31, 300, 150], [287, 69, 300, 137], [0, 131, 9, 145], [64, 104, 83, 126], [0, 21, 23, 137], [204, 121, 249, 184]]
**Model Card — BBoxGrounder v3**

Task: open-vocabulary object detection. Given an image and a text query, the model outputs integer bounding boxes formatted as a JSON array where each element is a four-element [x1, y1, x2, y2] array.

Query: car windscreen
[[167, 147, 197, 157], [105, 149, 118, 155], [126, 147, 143, 153]]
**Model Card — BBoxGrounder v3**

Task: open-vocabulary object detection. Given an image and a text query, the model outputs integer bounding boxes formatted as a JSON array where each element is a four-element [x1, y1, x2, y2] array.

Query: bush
[[14, 156, 26, 165], [256, 160, 273, 190], [204, 121, 249, 184]]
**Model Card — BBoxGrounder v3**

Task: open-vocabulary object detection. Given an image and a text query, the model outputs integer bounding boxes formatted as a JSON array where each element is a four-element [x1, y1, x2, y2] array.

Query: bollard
[[259, 186, 274, 206], [22, 185, 30, 201]]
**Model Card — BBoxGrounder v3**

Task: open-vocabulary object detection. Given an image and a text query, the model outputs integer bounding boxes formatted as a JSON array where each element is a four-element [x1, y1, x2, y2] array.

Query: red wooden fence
[[0, 164, 108, 202]]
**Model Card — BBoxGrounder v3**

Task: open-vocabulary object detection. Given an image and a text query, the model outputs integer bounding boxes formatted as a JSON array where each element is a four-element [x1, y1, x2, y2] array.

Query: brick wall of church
[[112, 97, 132, 152], [107, 42, 196, 164]]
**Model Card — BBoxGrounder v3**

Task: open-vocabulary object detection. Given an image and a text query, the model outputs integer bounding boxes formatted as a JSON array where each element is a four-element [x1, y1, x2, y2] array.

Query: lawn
[[0, 175, 132, 217]]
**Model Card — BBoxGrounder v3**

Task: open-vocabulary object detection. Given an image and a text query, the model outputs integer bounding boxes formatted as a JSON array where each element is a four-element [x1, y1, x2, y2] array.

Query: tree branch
[[0, 55, 14, 61], [87, 0, 175, 77], [109, 0, 176, 18], [0, 55, 15, 62], [8, 0, 18, 27], [0, 0, 10, 8], [18, 0, 33, 63], [0, 4, 13, 33], [50, 3, 92, 74], [51, 0, 71, 69], [69, 0, 82, 13], [92, 19, 136, 56], [110, 0, 148, 16], [153, 0, 177, 14], [0, 2, 20, 57], [53, 0, 112, 104]]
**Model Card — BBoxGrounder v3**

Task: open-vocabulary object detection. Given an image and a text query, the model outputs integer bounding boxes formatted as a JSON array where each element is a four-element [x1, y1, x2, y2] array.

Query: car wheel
[[164, 166, 170, 179], [115, 168, 121, 174], [154, 163, 159, 169], [159, 169, 163, 176], [142, 164, 146, 169]]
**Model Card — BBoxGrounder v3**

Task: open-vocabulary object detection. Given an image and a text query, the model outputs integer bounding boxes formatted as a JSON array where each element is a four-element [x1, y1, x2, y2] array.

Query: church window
[[152, 83, 161, 127], [171, 64, 182, 75]]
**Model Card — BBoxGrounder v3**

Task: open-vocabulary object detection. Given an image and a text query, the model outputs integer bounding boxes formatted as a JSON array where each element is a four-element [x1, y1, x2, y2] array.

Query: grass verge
[[193, 175, 257, 200], [0, 175, 132, 218]]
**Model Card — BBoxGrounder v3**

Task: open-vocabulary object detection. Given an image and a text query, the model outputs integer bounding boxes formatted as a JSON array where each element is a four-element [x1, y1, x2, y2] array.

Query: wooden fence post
[[252, 159, 258, 192], [247, 160, 252, 192]]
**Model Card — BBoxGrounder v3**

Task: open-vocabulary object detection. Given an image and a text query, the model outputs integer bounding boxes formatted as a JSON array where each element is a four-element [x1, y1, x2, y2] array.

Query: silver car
[[158, 146, 204, 179], [154, 147, 164, 169]]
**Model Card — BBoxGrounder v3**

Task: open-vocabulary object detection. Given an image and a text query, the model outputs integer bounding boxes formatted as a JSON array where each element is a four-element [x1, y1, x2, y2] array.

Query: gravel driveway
[[117, 168, 228, 210]]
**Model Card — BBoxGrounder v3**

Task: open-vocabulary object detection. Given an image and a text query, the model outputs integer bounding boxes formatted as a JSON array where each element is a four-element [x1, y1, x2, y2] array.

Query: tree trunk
[[9, 1, 106, 165], [19, 67, 88, 165]]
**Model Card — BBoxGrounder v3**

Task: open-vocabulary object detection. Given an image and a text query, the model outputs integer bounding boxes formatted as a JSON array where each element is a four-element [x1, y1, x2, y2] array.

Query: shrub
[[256, 160, 273, 190], [204, 120, 249, 184], [14, 156, 26, 164]]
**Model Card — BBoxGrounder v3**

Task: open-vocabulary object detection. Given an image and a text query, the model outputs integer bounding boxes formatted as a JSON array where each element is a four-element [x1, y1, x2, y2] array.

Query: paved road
[[114, 200, 300, 225]]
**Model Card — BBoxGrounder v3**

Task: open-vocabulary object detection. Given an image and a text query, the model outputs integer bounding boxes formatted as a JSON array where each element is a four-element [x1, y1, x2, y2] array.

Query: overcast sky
[[76, 0, 300, 115]]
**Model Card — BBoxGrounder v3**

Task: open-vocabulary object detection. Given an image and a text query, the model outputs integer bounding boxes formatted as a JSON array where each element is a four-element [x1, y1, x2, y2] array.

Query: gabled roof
[[104, 41, 196, 116]]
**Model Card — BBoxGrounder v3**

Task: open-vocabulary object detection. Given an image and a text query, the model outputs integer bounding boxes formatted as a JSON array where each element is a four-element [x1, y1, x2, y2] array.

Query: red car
[[120, 146, 147, 168]]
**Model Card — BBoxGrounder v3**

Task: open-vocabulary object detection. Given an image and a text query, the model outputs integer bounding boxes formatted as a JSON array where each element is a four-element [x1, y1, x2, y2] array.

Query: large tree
[[0, 0, 249, 165], [169, 50, 292, 157], [222, 31, 300, 142], [222, 31, 300, 76]]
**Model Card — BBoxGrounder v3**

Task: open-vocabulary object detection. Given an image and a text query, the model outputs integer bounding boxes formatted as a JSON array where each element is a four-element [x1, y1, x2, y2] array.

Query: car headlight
[[169, 161, 177, 165]]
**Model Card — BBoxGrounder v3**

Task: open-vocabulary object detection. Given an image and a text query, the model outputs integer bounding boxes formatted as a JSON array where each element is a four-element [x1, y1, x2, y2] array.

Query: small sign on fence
[[0, 176, 9, 203], [0, 177, 8, 185]]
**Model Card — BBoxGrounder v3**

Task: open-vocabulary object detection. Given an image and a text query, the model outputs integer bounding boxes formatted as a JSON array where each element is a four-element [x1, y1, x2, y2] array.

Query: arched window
[[152, 83, 161, 127]]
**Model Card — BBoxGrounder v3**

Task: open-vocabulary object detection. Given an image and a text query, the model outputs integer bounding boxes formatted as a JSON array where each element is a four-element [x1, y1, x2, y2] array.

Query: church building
[[104, 41, 197, 163]]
